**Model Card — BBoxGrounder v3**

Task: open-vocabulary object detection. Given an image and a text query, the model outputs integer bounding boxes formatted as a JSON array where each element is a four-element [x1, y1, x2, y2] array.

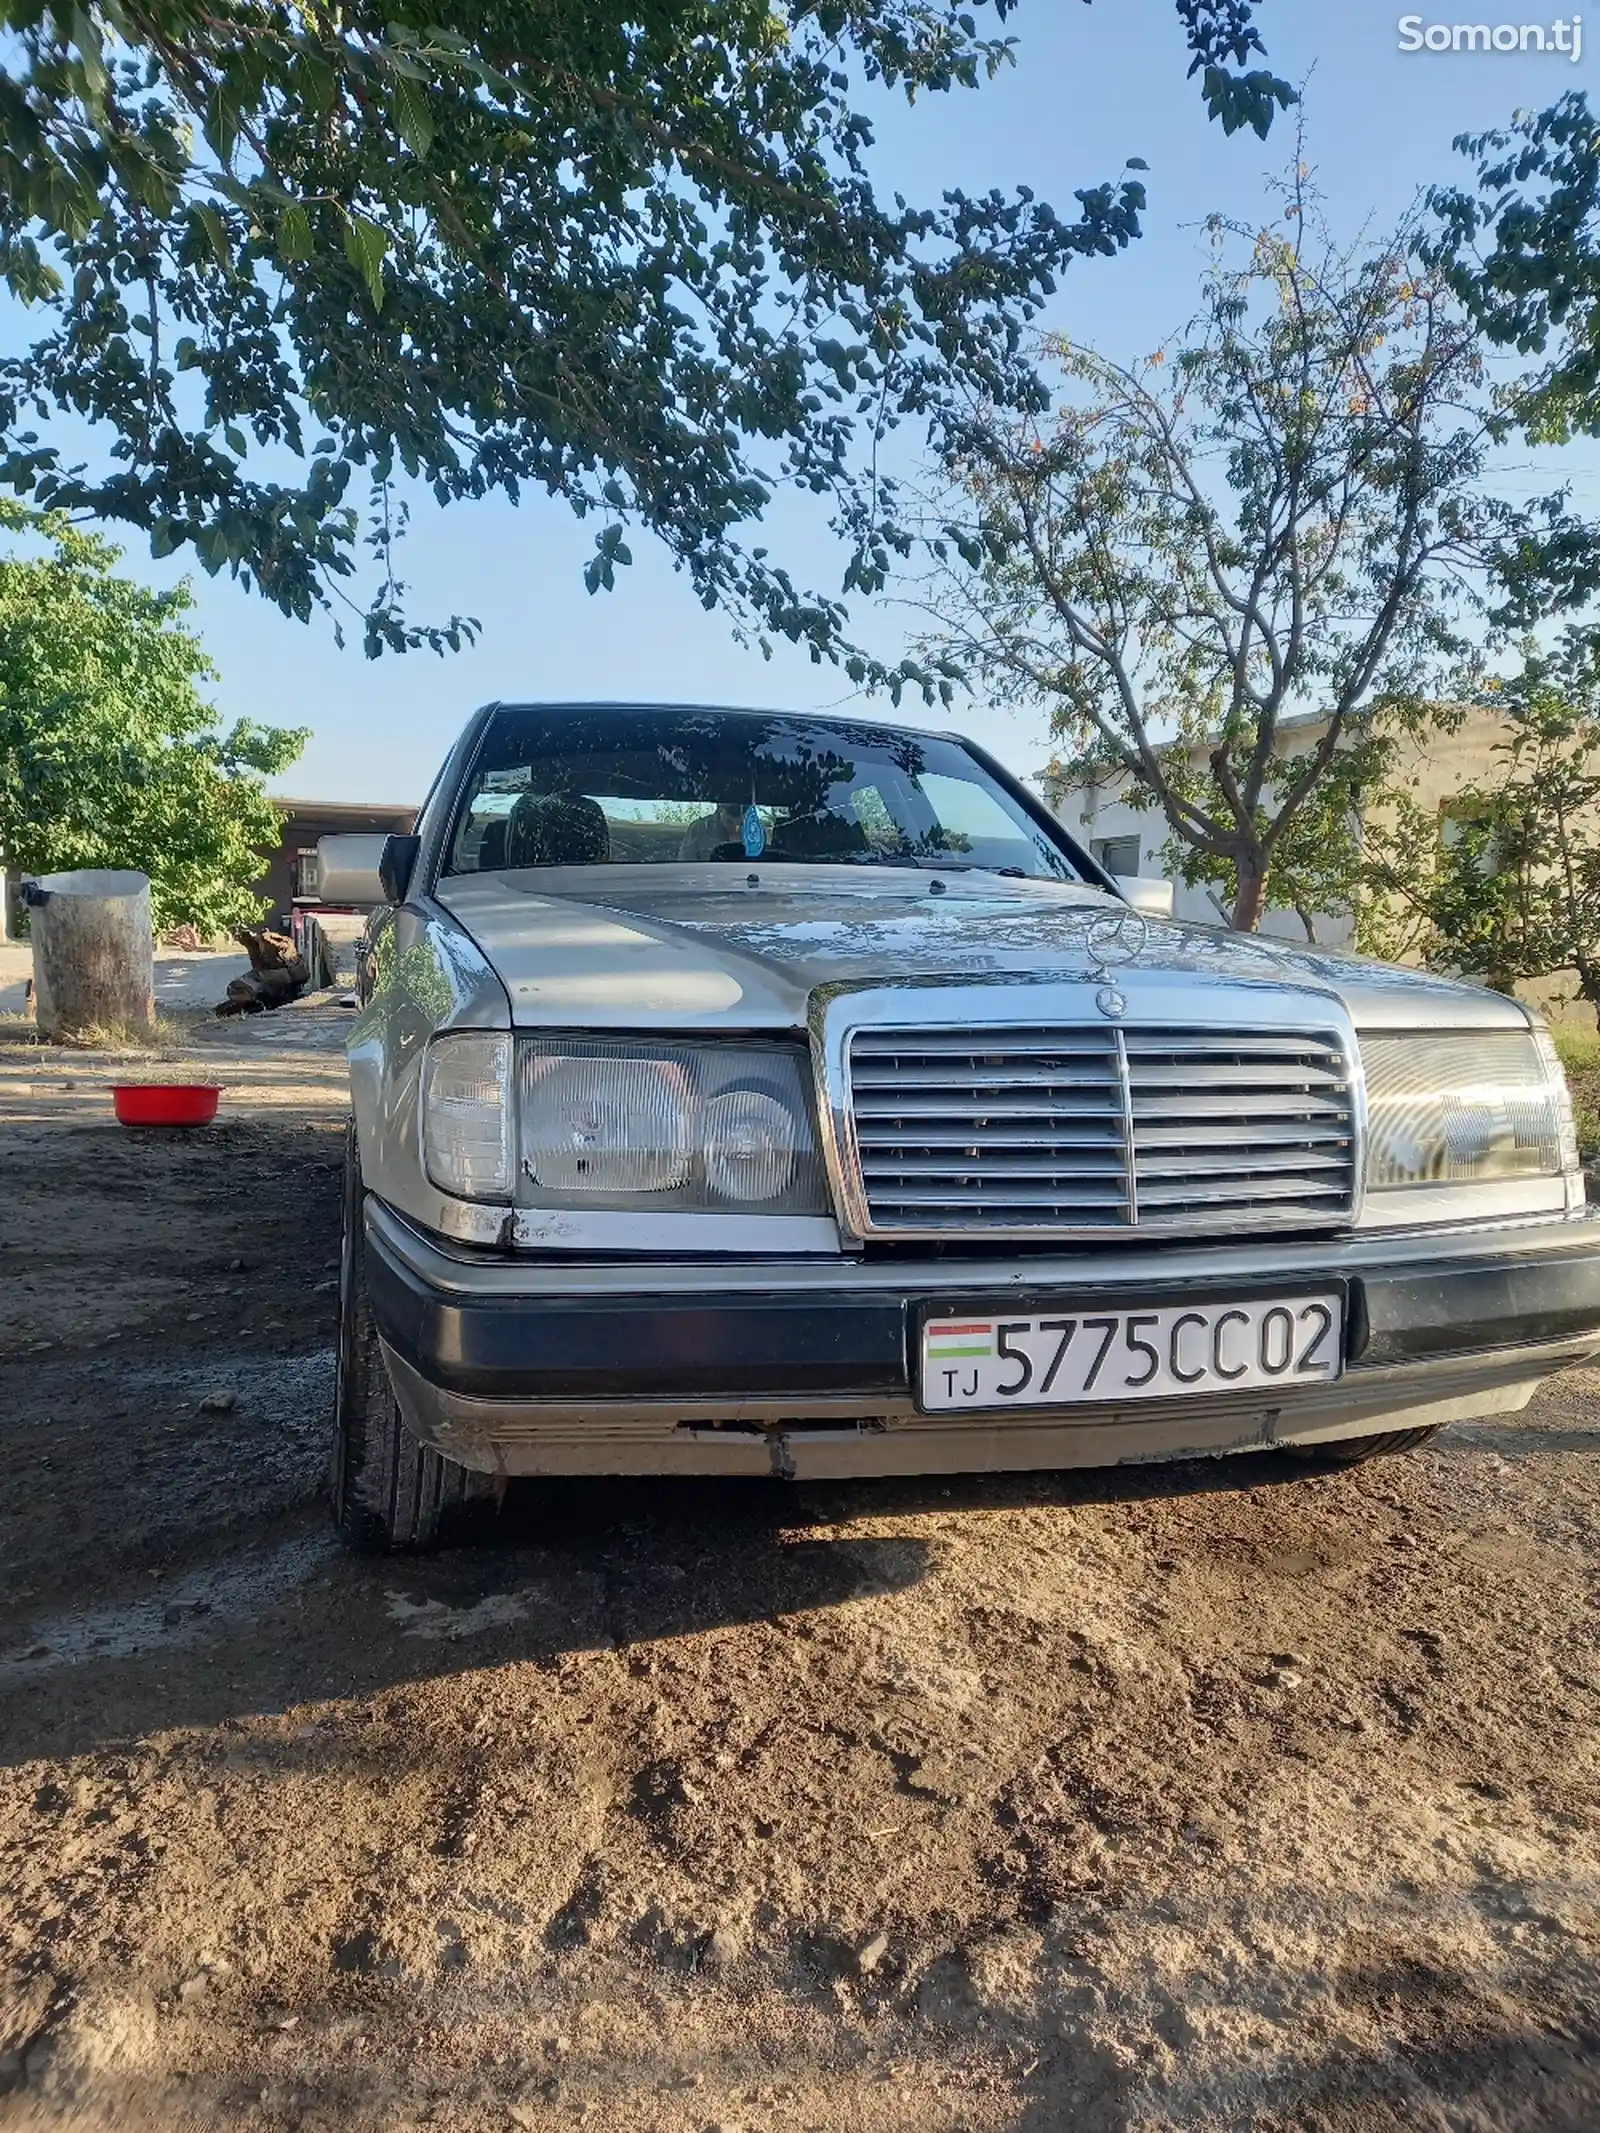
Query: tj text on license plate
[[919, 1295, 1343, 1411]]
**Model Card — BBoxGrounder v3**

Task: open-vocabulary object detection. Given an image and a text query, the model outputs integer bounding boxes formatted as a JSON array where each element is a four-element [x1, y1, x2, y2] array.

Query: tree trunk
[[1230, 864, 1269, 932], [25, 869, 155, 1040]]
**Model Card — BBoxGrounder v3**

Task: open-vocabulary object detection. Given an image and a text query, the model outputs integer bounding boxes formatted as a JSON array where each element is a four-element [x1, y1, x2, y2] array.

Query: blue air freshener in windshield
[[742, 805, 766, 859]]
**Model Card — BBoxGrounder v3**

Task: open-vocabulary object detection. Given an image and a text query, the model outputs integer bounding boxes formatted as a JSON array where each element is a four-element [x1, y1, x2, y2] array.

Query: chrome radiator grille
[[846, 1025, 1356, 1236]]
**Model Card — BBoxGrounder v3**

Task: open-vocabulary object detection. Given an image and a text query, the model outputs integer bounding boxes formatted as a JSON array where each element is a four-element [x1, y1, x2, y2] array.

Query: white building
[[1035, 706, 1516, 952]]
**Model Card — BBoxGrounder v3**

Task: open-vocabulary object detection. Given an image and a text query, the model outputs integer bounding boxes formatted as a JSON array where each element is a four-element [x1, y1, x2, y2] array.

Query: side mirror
[[315, 833, 391, 908], [379, 834, 421, 904], [1116, 873, 1175, 919]]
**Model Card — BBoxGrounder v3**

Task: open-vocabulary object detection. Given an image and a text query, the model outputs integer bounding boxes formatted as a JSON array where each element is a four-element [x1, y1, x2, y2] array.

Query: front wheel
[[332, 1124, 498, 1551], [1277, 1425, 1442, 1468]]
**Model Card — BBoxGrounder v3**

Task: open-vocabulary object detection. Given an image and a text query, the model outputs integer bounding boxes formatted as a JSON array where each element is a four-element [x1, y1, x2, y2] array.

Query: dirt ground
[[1, 1014, 1598, 2133]]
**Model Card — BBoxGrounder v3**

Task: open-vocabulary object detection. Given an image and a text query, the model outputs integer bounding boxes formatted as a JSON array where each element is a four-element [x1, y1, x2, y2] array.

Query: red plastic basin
[[111, 1083, 220, 1128]]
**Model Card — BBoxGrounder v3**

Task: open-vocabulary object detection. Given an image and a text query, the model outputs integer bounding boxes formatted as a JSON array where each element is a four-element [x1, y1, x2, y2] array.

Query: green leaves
[[921, 157, 1554, 931], [0, 502, 306, 931], [190, 202, 230, 271], [392, 74, 434, 158], [1196, 64, 1295, 141], [0, 0, 1289, 674], [277, 202, 313, 263], [341, 215, 389, 309], [1431, 93, 1600, 446], [0, 236, 61, 305], [1389, 636, 1600, 1011], [583, 522, 633, 593], [69, 8, 108, 106]]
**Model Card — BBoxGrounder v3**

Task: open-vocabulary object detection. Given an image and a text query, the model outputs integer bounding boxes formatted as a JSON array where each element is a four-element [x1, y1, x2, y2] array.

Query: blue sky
[[67, 0, 1600, 800]]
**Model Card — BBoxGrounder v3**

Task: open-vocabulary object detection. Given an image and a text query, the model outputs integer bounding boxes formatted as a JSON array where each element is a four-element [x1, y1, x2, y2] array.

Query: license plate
[[919, 1295, 1343, 1411]]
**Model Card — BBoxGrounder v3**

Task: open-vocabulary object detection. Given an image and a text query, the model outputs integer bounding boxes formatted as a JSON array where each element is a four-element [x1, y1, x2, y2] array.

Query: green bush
[[0, 503, 307, 930], [1555, 1032, 1600, 1158]]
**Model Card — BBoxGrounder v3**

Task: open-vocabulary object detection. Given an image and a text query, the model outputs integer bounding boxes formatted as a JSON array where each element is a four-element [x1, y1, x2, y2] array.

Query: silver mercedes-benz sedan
[[317, 701, 1600, 1549]]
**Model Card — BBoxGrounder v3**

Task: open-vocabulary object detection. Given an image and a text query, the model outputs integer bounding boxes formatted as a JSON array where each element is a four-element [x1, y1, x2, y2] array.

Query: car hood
[[432, 866, 1523, 1032]]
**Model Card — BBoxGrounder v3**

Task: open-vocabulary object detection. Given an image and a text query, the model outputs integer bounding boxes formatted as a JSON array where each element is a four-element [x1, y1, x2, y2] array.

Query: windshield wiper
[[808, 849, 922, 867], [794, 850, 1031, 877], [896, 859, 1031, 878]]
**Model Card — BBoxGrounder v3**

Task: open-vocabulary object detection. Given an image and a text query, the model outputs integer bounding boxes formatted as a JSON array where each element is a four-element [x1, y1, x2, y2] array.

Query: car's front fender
[[347, 900, 511, 1234]]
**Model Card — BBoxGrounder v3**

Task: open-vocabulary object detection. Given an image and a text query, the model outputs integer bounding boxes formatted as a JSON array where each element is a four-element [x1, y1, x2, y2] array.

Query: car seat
[[505, 792, 611, 867], [476, 817, 508, 871]]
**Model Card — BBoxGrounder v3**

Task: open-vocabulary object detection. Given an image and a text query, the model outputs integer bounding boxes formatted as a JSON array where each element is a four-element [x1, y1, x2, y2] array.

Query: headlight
[[420, 1032, 514, 1201], [523, 1051, 693, 1196], [1362, 1028, 1578, 1190], [703, 1089, 800, 1203], [519, 1041, 826, 1211]]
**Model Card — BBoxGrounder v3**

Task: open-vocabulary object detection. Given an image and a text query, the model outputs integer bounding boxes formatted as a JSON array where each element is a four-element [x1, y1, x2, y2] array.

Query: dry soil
[[1, 1017, 1597, 2133]]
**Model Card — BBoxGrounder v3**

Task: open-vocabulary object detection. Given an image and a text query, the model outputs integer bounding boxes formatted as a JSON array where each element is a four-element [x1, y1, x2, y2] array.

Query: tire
[[332, 1123, 498, 1551], [1278, 1425, 1442, 1467]]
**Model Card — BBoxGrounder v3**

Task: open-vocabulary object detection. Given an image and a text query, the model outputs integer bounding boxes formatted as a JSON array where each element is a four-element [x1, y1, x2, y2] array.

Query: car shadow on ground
[[0, 1427, 1343, 1771]]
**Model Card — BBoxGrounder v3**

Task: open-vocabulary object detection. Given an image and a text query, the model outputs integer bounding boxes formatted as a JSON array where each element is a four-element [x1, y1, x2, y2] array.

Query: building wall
[[1040, 708, 1600, 1027], [1050, 769, 1356, 945], [1043, 709, 1515, 952]]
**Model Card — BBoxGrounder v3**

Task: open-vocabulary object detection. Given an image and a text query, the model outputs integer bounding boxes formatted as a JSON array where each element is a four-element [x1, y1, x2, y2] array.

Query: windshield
[[444, 705, 1081, 881]]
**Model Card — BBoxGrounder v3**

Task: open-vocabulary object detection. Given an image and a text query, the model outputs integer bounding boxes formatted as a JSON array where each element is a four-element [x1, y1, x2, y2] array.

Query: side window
[[452, 773, 529, 873], [1092, 833, 1141, 877], [1440, 801, 1499, 877]]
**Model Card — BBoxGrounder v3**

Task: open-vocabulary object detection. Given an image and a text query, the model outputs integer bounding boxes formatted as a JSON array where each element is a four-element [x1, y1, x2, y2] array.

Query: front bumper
[[364, 1198, 1600, 1479]]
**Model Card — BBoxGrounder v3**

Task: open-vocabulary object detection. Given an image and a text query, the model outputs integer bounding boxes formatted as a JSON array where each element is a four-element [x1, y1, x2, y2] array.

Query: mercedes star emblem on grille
[[1085, 910, 1148, 1015]]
